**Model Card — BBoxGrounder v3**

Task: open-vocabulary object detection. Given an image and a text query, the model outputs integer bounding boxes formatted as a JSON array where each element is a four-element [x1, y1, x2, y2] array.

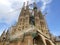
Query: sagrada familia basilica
[[0, 1, 59, 45]]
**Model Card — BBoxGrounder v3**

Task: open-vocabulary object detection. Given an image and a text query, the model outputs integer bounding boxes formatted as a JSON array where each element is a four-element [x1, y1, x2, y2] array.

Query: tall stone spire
[[6, 30, 10, 41], [25, 1, 30, 15], [33, 2, 41, 30], [32, 2, 50, 38], [16, 2, 30, 31], [18, 2, 25, 21], [38, 10, 50, 37], [17, 2, 26, 25]]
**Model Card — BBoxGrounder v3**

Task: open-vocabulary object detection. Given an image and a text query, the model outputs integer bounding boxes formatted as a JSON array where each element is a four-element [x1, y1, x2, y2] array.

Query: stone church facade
[[0, 2, 55, 45]]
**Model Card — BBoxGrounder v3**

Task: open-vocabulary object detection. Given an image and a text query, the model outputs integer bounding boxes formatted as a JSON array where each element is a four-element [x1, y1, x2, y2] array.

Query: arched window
[[33, 35, 44, 45]]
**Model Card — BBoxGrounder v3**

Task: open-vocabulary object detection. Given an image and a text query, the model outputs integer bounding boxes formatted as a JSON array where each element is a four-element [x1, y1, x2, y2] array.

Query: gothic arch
[[33, 34, 45, 45], [45, 39, 52, 45]]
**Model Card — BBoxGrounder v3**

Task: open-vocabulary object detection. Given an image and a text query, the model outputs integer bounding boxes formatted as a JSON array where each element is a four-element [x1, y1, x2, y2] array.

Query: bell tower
[[38, 10, 50, 37], [33, 2, 50, 38], [16, 2, 30, 31], [33, 2, 41, 30]]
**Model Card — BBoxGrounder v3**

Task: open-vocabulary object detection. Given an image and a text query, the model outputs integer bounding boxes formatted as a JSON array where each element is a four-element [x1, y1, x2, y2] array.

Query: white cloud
[[41, 0, 52, 11], [0, 0, 11, 6]]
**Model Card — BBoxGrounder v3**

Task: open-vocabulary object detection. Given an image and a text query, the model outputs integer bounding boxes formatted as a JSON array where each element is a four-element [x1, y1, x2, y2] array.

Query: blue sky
[[0, 0, 60, 36], [46, 0, 60, 36]]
